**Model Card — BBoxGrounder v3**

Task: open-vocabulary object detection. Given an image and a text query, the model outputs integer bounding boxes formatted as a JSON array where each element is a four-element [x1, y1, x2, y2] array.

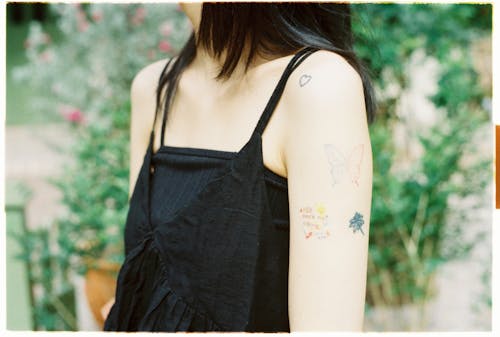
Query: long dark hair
[[155, 3, 375, 138]]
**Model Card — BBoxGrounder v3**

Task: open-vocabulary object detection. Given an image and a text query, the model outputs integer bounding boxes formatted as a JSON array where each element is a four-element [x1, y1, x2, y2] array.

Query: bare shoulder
[[131, 58, 171, 101], [284, 50, 365, 124], [130, 58, 171, 141], [129, 58, 171, 159], [281, 50, 370, 165], [290, 50, 363, 92]]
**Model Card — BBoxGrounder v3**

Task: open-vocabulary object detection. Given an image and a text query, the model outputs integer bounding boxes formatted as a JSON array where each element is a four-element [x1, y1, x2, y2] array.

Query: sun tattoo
[[299, 203, 332, 240]]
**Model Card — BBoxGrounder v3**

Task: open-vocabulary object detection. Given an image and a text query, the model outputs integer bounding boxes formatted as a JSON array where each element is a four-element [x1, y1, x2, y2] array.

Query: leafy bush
[[14, 3, 189, 119], [15, 226, 77, 330], [12, 4, 188, 329], [352, 3, 491, 326], [53, 101, 132, 272]]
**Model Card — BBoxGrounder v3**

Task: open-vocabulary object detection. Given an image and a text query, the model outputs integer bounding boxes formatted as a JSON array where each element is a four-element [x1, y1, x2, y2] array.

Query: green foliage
[[13, 3, 189, 275], [13, 3, 189, 120], [6, 17, 62, 125], [53, 102, 132, 273], [352, 3, 491, 314], [13, 226, 77, 330], [353, 4, 489, 85], [12, 3, 188, 330]]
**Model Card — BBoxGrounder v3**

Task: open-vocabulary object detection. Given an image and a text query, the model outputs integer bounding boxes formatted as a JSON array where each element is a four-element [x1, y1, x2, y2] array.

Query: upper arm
[[285, 51, 372, 331], [129, 59, 170, 197]]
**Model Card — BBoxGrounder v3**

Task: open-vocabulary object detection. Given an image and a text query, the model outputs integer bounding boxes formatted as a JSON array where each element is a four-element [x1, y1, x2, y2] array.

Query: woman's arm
[[129, 59, 170, 197], [101, 59, 170, 321], [285, 51, 372, 331]]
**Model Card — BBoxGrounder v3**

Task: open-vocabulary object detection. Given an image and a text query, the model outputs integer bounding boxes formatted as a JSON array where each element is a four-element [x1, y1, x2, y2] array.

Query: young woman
[[103, 2, 374, 332]]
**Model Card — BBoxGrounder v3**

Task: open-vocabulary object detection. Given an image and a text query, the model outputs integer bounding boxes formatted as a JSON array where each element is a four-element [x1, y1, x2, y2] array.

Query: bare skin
[[103, 3, 372, 332]]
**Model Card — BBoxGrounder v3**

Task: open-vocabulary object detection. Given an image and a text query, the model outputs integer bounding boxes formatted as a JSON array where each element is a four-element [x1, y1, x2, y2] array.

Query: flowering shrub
[[58, 105, 85, 125], [352, 3, 491, 329], [14, 3, 189, 276], [12, 3, 189, 329], [14, 3, 189, 124]]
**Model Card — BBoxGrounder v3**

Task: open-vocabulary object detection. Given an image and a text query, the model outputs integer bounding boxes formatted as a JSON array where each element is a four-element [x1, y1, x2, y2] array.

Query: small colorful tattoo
[[324, 144, 364, 187], [348, 211, 365, 235], [299, 203, 332, 240], [299, 74, 312, 87]]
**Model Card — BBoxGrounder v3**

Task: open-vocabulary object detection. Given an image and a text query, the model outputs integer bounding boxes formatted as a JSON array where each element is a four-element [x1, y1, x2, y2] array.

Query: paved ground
[[4, 123, 493, 331], [5, 123, 99, 331], [5, 123, 72, 229]]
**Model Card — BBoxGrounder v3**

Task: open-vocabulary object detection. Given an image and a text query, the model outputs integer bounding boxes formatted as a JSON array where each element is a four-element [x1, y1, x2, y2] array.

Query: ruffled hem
[[103, 232, 225, 332]]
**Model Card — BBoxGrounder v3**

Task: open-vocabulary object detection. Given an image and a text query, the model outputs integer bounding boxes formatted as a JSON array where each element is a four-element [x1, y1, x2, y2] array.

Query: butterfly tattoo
[[323, 144, 364, 187]]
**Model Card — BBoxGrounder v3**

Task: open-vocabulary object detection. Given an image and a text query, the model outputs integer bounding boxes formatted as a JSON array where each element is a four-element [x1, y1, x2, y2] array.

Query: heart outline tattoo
[[299, 74, 312, 87]]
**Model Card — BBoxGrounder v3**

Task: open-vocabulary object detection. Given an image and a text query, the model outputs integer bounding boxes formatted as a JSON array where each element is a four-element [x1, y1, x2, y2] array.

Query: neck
[[180, 2, 202, 33], [179, 2, 278, 83]]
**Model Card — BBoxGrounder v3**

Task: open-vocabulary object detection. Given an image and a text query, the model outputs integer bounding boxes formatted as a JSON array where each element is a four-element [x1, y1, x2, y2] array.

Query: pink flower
[[91, 10, 103, 23], [76, 6, 86, 21], [158, 40, 172, 53], [39, 50, 53, 63], [136, 6, 146, 17], [131, 7, 146, 26], [76, 5, 89, 32], [78, 21, 89, 32], [159, 21, 173, 37], [59, 105, 85, 125], [67, 110, 83, 123]]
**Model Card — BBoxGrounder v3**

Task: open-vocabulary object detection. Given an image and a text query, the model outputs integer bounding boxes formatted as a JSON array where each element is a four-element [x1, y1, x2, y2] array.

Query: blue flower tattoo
[[349, 212, 365, 235]]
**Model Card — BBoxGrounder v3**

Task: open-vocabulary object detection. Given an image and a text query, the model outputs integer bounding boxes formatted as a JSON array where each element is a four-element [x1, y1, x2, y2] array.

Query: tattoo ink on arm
[[299, 74, 312, 87], [348, 211, 365, 235], [299, 203, 332, 240], [324, 144, 364, 187]]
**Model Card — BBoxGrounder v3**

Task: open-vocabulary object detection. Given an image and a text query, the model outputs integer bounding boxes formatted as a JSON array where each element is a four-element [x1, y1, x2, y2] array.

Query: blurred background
[[4, 2, 492, 332]]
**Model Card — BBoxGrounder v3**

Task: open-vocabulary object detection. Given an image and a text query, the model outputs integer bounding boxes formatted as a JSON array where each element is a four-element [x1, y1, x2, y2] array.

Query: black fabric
[[103, 47, 318, 332], [148, 145, 290, 237]]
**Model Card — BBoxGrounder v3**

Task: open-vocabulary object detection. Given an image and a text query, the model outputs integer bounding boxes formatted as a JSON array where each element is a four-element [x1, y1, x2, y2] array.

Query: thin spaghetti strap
[[159, 75, 177, 147], [148, 57, 175, 148], [153, 48, 317, 148], [253, 47, 318, 136]]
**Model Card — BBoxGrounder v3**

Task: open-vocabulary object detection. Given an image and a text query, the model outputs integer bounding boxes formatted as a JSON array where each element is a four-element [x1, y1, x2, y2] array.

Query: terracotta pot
[[84, 259, 120, 329]]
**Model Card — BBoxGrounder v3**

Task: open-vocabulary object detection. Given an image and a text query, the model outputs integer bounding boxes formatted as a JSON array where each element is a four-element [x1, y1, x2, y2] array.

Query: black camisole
[[103, 47, 318, 332]]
